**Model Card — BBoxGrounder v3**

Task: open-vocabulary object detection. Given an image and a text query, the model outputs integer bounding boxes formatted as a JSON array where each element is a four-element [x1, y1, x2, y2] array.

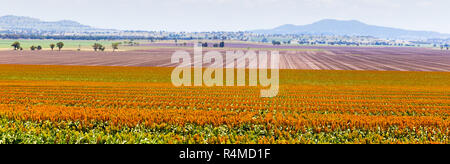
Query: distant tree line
[[198, 41, 225, 48], [0, 34, 205, 41], [92, 42, 121, 52], [10, 41, 64, 51], [29, 45, 42, 51], [9, 41, 125, 52]]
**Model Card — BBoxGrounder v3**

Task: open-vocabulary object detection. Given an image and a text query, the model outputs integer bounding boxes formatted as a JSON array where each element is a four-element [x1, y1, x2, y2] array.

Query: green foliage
[[49, 44, 55, 50], [56, 42, 64, 51], [11, 41, 20, 50], [112, 42, 120, 51], [92, 43, 103, 51], [0, 118, 447, 144], [272, 40, 281, 46]]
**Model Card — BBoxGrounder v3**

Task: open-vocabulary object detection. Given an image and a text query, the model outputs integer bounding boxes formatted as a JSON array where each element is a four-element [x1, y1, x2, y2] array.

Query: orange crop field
[[0, 64, 449, 144]]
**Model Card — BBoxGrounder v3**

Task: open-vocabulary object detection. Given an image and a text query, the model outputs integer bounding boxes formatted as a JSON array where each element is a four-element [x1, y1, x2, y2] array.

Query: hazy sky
[[1, 0, 449, 33]]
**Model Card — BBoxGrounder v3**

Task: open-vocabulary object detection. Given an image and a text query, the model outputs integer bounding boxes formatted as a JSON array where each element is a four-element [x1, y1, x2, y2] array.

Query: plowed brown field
[[0, 46, 449, 71]]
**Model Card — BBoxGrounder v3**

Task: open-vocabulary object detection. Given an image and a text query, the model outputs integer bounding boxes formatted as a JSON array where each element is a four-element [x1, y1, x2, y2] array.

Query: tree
[[37, 45, 42, 50], [56, 42, 64, 51], [112, 42, 120, 52], [93, 44, 98, 51], [93, 43, 102, 51], [11, 41, 20, 50], [30, 46, 36, 51], [219, 41, 225, 48], [261, 38, 268, 43], [272, 40, 281, 46], [50, 44, 55, 51]]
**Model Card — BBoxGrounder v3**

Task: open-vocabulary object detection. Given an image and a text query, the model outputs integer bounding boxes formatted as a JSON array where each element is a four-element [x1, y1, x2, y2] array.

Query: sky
[[0, 0, 449, 33]]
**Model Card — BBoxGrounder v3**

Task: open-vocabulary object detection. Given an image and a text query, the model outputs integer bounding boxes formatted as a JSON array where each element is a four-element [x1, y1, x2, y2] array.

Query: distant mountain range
[[1, 15, 449, 40], [252, 19, 450, 40], [0, 15, 113, 33]]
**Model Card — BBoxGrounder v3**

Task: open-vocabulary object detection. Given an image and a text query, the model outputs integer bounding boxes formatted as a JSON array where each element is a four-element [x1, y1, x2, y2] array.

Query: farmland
[[0, 65, 449, 144], [0, 46, 449, 71], [0, 41, 449, 144]]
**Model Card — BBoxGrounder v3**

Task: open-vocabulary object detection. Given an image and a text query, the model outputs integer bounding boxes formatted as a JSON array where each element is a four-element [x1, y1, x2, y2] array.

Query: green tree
[[11, 41, 20, 50], [30, 46, 36, 51], [37, 45, 42, 50], [93, 43, 102, 51], [50, 44, 55, 51], [56, 42, 64, 51], [272, 40, 281, 46], [112, 42, 120, 52]]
